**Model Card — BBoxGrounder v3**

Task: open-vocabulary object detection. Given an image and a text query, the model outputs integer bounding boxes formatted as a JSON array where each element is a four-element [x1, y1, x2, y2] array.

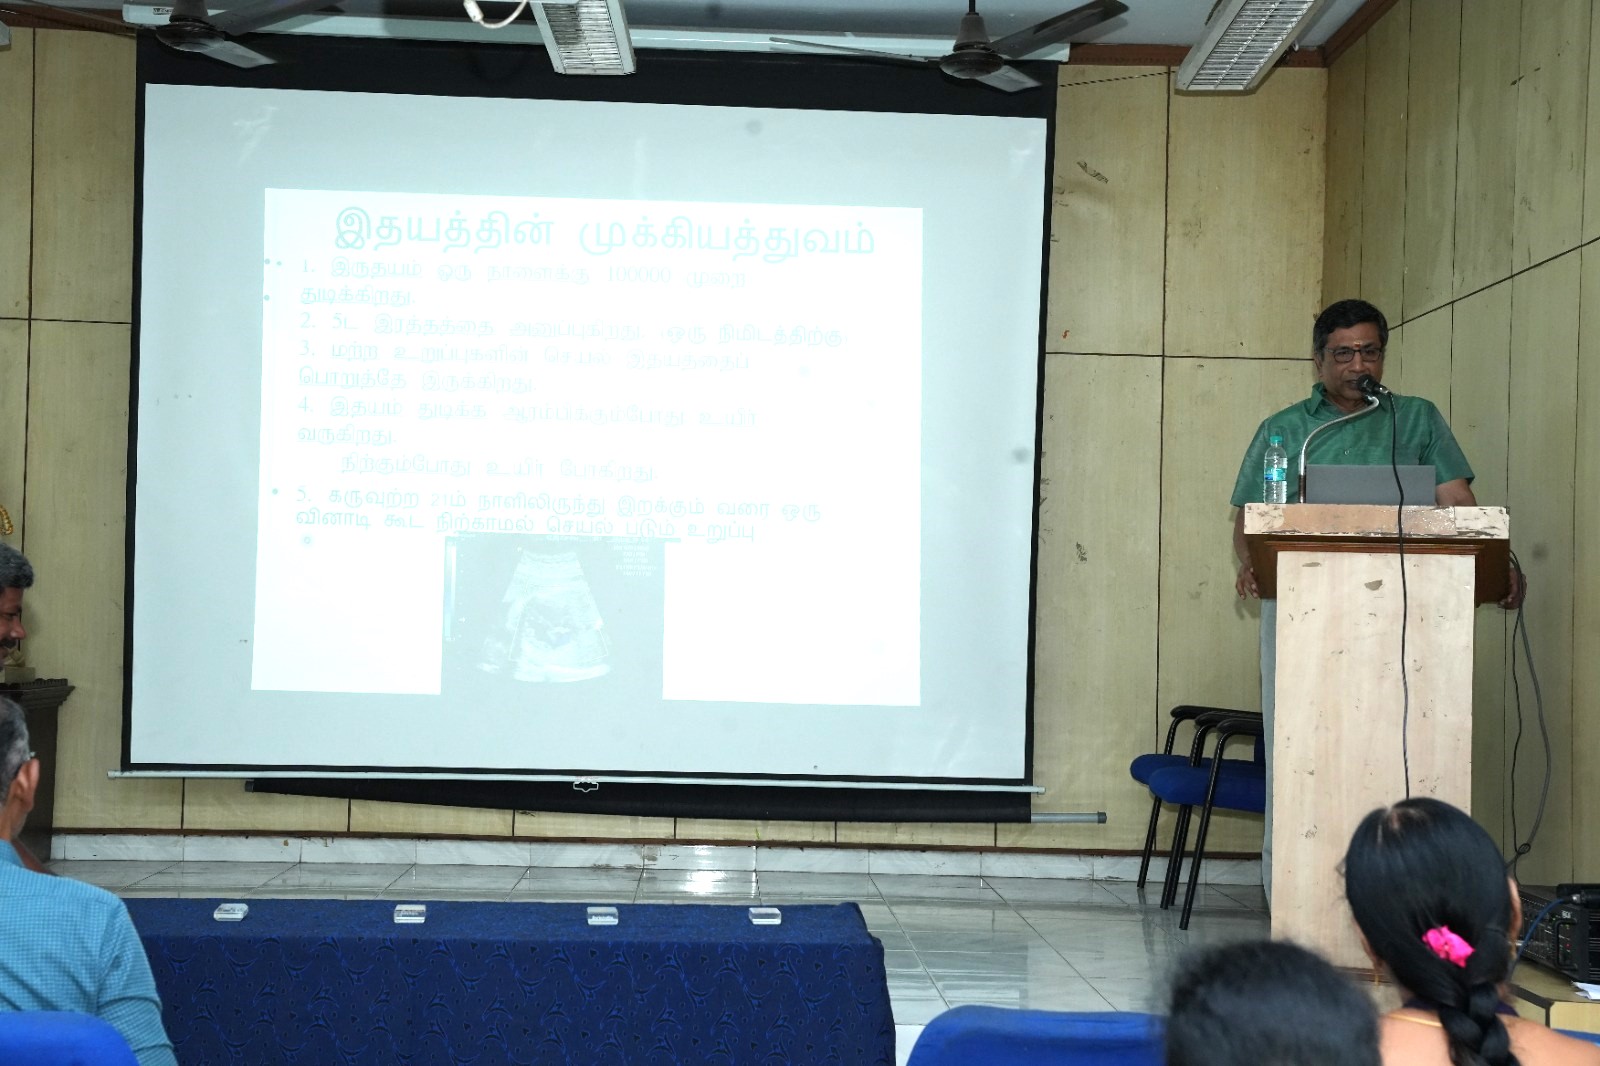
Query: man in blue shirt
[[0, 700, 177, 1061]]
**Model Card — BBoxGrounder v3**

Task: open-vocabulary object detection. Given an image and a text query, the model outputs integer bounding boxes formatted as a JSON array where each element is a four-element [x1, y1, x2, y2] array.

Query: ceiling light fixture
[[531, 0, 634, 75], [461, 0, 635, 74], [1175, 0, 1331, 93]]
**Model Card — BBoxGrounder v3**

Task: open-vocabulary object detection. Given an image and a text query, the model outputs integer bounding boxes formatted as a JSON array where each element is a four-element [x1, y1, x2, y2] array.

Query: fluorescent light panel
[[1175, 0, 1331, 93], [531, 0, 635, 74]]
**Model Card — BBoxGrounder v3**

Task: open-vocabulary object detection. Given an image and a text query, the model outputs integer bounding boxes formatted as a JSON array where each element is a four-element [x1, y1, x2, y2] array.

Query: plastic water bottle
[[1263, 434, 1289, 504]]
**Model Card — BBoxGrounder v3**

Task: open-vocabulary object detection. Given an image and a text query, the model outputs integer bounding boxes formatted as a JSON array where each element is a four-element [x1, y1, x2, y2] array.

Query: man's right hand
[[1236, 562, 1259, 599]]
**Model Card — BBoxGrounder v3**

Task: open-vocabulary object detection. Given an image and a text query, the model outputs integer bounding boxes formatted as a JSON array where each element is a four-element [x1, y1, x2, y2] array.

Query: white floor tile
[[49, 860, 178, 888], [874, 875, 1002, 903], [526, 843, 645, 870], [181, 837, 303, 863], [258, 863, 412, 890], [754, 847, 870, 874], [919, 948, 1079, 978], [133, 862, 296, 889], [384, 864, 527, 892], [979, 853, 1096, 880], [982, 877, 1127, 907], [645, 844, 756, 872], [894, 1025, 923, 1066], [937, 975, 1115, 1013], [301, 838, 419, 865], [416, 840, 532, 867], [869, 851, 982, 877], [901, 928, 1052, 955], [757, 872, 879, 896], [887, 995, 949, 1025], [54, 835, 184, 862]]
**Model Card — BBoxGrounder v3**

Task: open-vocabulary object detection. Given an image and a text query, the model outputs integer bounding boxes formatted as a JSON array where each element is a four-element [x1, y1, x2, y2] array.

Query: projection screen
[[127, 41, 1050, 786]]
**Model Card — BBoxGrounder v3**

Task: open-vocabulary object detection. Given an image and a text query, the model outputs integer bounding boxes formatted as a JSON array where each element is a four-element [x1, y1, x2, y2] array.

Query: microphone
[[1355, 374, 1389, 397]]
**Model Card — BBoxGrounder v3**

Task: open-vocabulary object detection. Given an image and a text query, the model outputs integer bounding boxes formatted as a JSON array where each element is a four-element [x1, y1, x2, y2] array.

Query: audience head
[[1313, 298, 1389, 355], [1345, 797, 1518, 1066], [1166, 938, 1380, 1066], [0, 543, 32, 591], [0, 697, 33, 806], [0, 543, 30, 654]]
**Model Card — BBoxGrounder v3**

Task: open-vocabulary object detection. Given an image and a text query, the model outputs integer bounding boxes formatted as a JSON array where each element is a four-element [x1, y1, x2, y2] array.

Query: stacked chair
[[1132, 705, 1266, 928]]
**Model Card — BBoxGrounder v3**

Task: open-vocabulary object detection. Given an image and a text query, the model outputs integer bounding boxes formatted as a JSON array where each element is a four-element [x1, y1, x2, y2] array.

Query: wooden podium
[[1243, 504, 1509, 968]]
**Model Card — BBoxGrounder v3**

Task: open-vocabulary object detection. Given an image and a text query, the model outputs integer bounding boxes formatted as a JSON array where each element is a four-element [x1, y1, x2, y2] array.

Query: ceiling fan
[[773, 0, 1128, 92], [152, 0, 338, 67]]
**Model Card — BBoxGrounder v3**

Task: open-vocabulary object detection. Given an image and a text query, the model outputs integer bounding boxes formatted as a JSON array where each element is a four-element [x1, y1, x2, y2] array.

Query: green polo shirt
[[1230, 383, 1473, 506]]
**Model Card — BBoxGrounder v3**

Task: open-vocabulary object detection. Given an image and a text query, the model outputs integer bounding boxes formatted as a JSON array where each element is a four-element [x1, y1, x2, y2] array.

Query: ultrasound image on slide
[[443, 535, 666, 706]]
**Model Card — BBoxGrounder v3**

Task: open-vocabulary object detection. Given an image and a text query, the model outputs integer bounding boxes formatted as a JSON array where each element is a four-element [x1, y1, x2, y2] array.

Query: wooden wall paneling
[[1504, 256, 1579, 884], [996, 352, 1161, 851], [1513, 0, 1589, 272], [26, 321, 181, 828], [1585, 6, 1600, 241], [351, 799, 514, 837], [0, 29, 33, 319], [1383, 306, 1450, 408], [0, 320, 26, 545], [1570, 245, 1600, 876], [1165, 70, 1327, 359], [1453, 0, 1519, 299], [1401, 0, 1460, 320], [1047, 67, 1168, 356], [673, 819, 835, 844], [512, 811, 675, 839], [182, 779, 350, 832], [1156, 356, 1309, 714], [1450, 282, 1513, 845], [1359, 0, 1410, 319], [31, 31, 135, 324], [834, 822, 995, 847], [1324, 38, 1368, 306], [1157, 355, 1311, 851]]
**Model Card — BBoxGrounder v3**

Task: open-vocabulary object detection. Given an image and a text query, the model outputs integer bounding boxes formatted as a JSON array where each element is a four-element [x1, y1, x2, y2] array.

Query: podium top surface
[[1243, 503, 1509, 540], [1242, 504, 1510, 603]]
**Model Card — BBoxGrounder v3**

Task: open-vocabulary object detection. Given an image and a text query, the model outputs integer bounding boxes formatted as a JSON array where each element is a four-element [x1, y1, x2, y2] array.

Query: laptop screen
[[1303, 464, 1436, 505]]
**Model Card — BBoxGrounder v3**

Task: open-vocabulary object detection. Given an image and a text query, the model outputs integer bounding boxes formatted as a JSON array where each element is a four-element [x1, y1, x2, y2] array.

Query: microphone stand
[[1296, 395, 1381, 502]]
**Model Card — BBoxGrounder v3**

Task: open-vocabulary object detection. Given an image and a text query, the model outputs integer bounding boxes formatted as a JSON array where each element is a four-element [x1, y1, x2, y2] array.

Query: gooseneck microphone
[[1296, 394, 1381, 502], [1355, 373, 1390, 397]]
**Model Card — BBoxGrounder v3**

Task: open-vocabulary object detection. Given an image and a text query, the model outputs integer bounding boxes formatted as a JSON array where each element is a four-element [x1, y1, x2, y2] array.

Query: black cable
[[1505, 550, 1549, 876], [1385, 392, 1411, 798]]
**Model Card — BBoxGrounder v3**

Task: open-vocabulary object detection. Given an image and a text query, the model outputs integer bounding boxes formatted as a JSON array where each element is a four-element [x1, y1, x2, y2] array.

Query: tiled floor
[[52, 859, 1270, 1065]]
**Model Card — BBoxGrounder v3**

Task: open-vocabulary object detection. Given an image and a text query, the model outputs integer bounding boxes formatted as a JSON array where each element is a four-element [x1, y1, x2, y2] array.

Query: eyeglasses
[[1322, 344, 1386, 364]]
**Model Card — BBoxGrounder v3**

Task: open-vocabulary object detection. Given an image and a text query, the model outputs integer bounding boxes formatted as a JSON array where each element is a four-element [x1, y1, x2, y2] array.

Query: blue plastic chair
[[1147, 713, 1266, 929], [1558, 1028, 1600, 1047], [907, 1006, 1164, 1066], [1131, 705, 1263, 889], [0, 1012, 139, 1065]]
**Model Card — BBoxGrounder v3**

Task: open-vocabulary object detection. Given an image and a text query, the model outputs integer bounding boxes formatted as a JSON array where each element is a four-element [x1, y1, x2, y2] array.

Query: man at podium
[[1226, 298, 1520, 900]]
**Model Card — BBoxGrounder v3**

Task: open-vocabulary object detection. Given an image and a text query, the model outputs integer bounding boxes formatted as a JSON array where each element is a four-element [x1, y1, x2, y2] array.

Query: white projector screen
[[129, 57, 1047, 782]]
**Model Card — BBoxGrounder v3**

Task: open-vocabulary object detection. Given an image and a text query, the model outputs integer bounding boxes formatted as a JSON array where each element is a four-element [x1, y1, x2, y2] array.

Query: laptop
[[1303, 464, 1436, 505]]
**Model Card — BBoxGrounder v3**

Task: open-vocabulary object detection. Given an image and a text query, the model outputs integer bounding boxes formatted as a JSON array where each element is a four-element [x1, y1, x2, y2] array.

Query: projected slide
[[131, 73, 1043, 780], [254, 190, 921, 705]]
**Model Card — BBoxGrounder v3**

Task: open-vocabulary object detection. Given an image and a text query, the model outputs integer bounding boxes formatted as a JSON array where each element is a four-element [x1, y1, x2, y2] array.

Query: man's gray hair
[[0, 697, 29, 798], [0, 543, 33, 591]]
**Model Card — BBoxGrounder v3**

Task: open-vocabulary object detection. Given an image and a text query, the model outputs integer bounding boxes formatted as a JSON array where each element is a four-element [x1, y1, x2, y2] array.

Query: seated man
[[0, 697, 177, 1066]]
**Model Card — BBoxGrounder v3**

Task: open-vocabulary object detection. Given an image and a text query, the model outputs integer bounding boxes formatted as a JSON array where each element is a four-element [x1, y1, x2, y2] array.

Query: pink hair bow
[[1422, 926, 1475, 967]]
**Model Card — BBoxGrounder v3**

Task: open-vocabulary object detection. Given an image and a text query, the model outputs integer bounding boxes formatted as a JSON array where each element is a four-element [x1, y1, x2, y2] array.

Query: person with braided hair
[[1344, 797, 1600, 1066]]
